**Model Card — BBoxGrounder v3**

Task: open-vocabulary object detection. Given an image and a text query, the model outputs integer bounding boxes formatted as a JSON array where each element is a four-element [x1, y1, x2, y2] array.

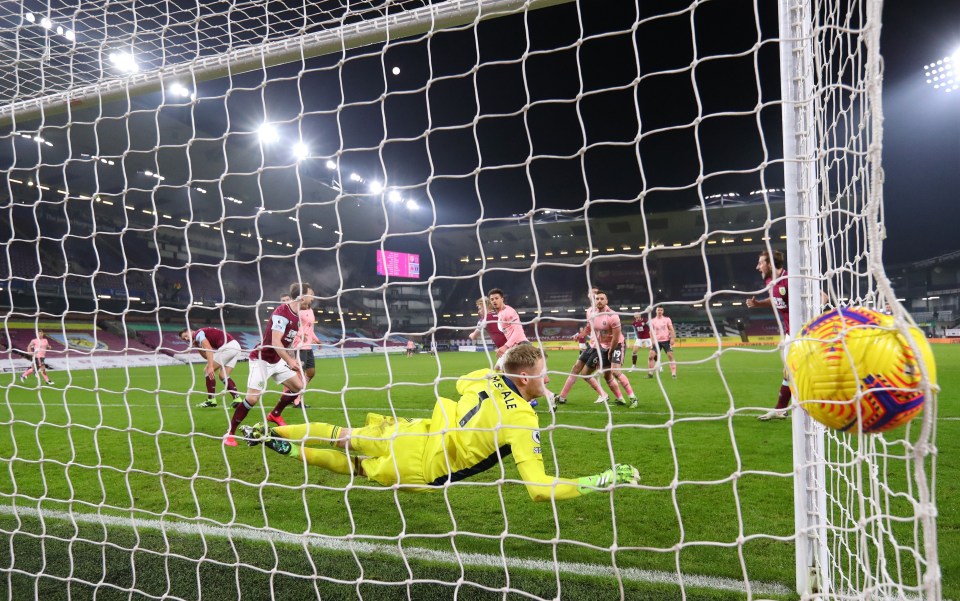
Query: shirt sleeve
[[501, 309, 527, 348], [194, 330, 207, 345], [503, 415, 582, 502], [271, 315, 290, 333]]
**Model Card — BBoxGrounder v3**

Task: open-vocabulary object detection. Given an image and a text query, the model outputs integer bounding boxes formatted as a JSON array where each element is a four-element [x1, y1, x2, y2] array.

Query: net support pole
[[777, 0, 829, 595]]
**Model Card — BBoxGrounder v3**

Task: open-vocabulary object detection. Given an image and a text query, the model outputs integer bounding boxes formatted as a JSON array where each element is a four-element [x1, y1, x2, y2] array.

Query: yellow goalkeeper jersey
[[421, 368, 543, 486]]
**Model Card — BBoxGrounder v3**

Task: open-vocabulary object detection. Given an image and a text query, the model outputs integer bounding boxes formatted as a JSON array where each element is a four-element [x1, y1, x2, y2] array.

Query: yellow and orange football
[[786, 307, 936, 433]]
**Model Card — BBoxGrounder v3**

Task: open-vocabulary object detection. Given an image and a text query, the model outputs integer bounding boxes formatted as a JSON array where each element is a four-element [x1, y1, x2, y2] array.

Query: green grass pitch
[[0, 344, 956, 600]]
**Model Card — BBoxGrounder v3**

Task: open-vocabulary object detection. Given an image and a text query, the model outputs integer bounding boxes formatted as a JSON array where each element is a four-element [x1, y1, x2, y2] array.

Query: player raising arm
[[180, 327, 242, 407], [224, 283, 313, 446], [241, 345, 639, 501]]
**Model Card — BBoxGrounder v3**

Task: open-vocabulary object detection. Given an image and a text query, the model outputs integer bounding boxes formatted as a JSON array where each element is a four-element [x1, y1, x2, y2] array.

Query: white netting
[[0, 0, 940, 599]]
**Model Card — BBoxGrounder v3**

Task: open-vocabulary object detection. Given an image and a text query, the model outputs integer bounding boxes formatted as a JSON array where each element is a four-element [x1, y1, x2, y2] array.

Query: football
[[786, 307, 937, 433]]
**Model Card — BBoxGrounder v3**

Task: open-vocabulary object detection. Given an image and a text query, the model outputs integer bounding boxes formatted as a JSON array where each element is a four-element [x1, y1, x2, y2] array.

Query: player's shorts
[[298, 348, 315, 371], [577, 342, 587, 351], [633, 338, 652, 350], [246, 358, 298, 392], [213, 340, 243, 369], [577, 346, 600, 369], [353, 414, 432, 488], [33, 357, 47, 370], [655, 340, 673, 354], [606, 342, 625, 365]]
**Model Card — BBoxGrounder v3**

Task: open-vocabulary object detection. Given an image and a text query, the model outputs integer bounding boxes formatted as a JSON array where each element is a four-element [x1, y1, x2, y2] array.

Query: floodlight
[[40, 17, 52, 29], [388, 190, 402, 203], [64, 29, 74, 41], [349, 172, 362, 182], [24, 13, 35, 23], [258, 123, 279, 144], [293, 142, 309, 160], [406, 199, 418, 211], [325, 160, 336, 170], [168, 82, 191, 97], [109, 51, 139, 74], [56, 26, 63, 35], [369, 181, 383, 194], [392, 66, 401, 75]]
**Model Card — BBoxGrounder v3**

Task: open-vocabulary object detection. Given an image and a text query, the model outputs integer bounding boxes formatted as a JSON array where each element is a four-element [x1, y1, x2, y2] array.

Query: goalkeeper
[[242, 345, 639, 501]]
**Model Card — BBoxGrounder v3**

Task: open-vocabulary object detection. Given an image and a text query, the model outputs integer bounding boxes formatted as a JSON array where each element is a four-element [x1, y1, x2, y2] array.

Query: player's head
[[289, 282, 315, 309], [37, 330, 45, 338], [178, 328, 192, 342], [487, 288, 505, 310], [633, 311, 644, 320], [594, 290, 608, 310], [655, 306, 664, 317], [475, 296, 491, 313], [758, 250, 784, 278], [280, 294, 292, 303], [587, 286, 599, 302], [501, 345, 549, 401]]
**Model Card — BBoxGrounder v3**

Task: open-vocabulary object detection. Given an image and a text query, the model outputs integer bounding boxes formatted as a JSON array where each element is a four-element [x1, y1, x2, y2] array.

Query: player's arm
[[746, 295, 773, 309], [198, 338, 216, 367], [509, 428, 638, 501], [272, 329, 298, 369], [26, 341, 35, 354], [668, 321, 676, 343]]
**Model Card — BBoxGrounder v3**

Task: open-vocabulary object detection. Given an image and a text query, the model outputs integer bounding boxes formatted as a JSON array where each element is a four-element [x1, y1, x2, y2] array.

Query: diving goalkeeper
[[241, 345, 639, 501]]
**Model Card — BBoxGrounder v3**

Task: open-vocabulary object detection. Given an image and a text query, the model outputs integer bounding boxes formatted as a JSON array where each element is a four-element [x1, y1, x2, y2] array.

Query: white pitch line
[[0, 504, 793, 597]]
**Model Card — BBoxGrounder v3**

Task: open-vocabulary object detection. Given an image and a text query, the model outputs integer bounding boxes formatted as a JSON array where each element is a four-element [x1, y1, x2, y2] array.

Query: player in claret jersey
[[20, 330, 53, 385], [241, 345, 640, 501], [223, 282, 314, 447], [468, 296, 507, 353], [179, 326, 242, 407], [631, 311, 651, 369], [747, 250, 792, 421]]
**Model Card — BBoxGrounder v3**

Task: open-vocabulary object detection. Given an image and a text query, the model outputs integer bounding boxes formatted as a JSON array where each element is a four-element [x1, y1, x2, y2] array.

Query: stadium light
[[349, 172, 362, 182], [56, 26, 63, 35], [369, 181, 383, 194], [406, 199, 418, 211], [24, 13, 35, 23], [40, 17, 52, 29], [64, 29, 74, 41], [293, 142, 309, 160], [167, 82, 192, 98], [108, 51, 139, 74], [924, 51, 959, 94], [325, 160, 336, 170], [258, 123, 279, 144], [388, 190, 402, 203]]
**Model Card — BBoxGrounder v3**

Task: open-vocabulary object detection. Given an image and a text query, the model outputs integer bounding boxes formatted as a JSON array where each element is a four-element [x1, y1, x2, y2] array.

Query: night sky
[[3, 0, 957, 265]]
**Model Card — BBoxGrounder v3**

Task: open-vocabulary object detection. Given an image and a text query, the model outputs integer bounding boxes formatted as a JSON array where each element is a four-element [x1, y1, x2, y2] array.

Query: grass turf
[[0, 344, 955, 599]]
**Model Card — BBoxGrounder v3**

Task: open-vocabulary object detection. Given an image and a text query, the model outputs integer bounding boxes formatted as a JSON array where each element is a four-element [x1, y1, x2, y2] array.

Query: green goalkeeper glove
[[577, 464, 640, 495]]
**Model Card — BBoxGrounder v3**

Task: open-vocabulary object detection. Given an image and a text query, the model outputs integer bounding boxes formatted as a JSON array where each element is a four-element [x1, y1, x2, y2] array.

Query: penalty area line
[[0, 504, 792, 597]]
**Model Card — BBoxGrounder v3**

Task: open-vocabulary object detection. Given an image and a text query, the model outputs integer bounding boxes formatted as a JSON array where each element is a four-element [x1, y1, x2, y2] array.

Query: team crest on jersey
[[778, 286, 787, 296], [532, 431, 541, 445]]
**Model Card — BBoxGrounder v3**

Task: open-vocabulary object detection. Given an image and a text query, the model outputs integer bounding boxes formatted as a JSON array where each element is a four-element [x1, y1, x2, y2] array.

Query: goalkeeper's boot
[[197, 399, 218, 408], [240, 423, 269, 446], [627, 396, 638, 409], [266, 413, 287, 428]]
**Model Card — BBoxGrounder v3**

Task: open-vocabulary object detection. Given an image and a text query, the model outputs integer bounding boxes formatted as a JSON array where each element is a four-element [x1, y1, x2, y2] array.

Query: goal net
[[0, 0, 940, 599]]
